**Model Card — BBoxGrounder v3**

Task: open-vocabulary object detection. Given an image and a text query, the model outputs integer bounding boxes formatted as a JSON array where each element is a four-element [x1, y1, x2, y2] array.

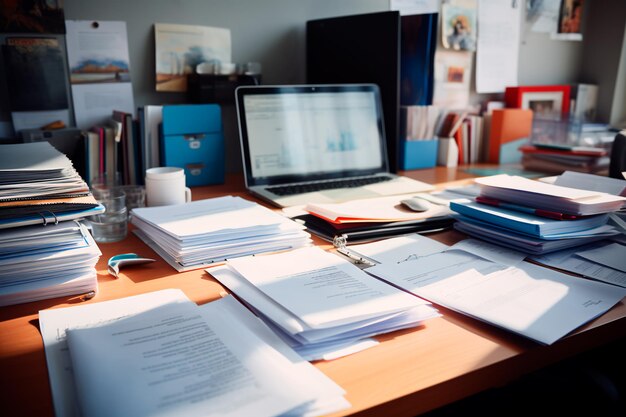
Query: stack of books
[[0, 142, 103, 305], [131, 196, 312, 271], [450, 174, 625, 254], [210, 246, 440, 361]]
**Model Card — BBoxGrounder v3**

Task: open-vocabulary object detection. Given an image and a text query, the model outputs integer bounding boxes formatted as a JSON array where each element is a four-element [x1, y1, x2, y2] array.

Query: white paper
[[345, 233, 449, 265], [39, 289, 193, 417], [530, 241, 626, 288], [577, 242, 626, 273], [390, 0, 440, 15], [447, 238, 526, 266], [132, 196, 289, 239], [227, 247, 425, 329], [305, 194, 450, 223], [476, 174, 603, 199], [554, 171, 626, 196], [476, 0, 521, 93], [70, 82, 135, 129], [11, 109, 71, 132], [66, 302, 317, 417], [205, 296, 350, 416], [65, 20, 135, 128], [208, 259, 438, 360], [131, 196, 311, 270], [367, 251, 626, 344]]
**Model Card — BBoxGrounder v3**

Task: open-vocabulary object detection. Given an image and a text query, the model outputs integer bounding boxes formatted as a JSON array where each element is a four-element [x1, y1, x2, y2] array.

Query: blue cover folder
[[450, 200, 609, 238]]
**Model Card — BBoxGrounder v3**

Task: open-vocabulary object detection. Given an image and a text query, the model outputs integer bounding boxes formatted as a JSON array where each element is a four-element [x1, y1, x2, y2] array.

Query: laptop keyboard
[[267, 176, 393, 196]]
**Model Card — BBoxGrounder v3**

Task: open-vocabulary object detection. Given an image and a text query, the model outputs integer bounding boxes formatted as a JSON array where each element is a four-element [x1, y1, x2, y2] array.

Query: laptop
[[236, 84, 433, 207]]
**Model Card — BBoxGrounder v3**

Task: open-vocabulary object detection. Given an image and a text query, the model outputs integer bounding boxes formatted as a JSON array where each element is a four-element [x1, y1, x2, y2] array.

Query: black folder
[[292, 214, 455, 245]]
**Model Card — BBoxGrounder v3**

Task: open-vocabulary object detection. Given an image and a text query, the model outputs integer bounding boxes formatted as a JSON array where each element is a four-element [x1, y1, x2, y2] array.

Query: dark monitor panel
[[307, 11, 401, 172]]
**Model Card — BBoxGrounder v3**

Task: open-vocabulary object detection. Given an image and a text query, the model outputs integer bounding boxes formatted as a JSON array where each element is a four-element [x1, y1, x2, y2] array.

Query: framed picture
[[504, 85, 571, 120]]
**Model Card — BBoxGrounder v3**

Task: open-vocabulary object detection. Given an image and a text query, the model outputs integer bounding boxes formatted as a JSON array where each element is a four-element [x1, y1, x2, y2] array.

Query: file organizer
[[400, 139, 438, 170], [161, 104, 225, 186]]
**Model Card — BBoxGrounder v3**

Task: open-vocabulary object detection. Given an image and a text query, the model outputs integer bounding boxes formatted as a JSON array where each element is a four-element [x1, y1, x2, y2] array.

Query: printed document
[[365, 237, 626, 344], [39, 289, 192, 417], [203, 296, 350, 416], [65, 301, 322, 417], [530, 241, 626, 288], [227, 246, 426, 329]]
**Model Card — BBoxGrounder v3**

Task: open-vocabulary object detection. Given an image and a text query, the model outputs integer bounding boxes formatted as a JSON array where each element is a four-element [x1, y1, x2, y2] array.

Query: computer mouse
[[401, 197, 431, 212]]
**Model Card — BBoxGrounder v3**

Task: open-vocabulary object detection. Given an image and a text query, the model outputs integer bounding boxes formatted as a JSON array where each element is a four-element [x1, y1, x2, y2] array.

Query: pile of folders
[[0, 142, 104, 306], [450, 174, 625, 254]]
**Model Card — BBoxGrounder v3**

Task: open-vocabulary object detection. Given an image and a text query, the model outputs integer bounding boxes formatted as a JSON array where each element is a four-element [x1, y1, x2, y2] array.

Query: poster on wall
[[554, 0, 583, 41], [65, 20, 135, 129], [527, 0, 583, 40], [441, 0, 477, 51], [2, 37, 71, 132], [154, 23, 231, 92], [433, 50, 472, 109]]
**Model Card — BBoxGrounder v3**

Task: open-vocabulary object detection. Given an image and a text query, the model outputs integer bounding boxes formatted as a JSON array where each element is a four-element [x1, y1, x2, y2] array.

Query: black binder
[[292, 214, 455, 246]]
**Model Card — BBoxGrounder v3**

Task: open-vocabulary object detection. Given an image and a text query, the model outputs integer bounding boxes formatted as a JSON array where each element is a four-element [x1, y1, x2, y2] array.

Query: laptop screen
[[236, 85, 388, 186]]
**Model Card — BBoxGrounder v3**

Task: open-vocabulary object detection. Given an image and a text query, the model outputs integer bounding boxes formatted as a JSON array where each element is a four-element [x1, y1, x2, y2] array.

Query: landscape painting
[[155, 23, 231, 92]]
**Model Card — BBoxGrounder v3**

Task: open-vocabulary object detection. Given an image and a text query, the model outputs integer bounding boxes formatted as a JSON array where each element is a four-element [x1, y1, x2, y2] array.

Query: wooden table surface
[[1, 167, 625, 417]]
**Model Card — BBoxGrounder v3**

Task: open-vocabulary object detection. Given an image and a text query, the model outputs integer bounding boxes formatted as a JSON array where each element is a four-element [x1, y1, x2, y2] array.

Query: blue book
[[450, 200, 608, 238]]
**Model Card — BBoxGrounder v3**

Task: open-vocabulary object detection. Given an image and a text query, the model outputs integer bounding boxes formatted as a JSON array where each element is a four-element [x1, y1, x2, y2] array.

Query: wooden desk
[[1, 168, 625, 417]]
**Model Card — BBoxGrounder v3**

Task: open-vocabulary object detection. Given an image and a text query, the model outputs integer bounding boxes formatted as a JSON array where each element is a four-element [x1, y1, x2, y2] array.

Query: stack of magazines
[[0, 142, 103, 305], [131, 196, 312, 271], [450, 174, 625, 254]]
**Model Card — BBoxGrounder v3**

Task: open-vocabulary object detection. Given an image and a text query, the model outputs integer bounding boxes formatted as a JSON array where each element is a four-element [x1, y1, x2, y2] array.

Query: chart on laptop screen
[[244, 91, 384, 178]]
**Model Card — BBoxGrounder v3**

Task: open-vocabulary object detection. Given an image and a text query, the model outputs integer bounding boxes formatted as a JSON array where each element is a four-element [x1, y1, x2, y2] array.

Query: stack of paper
[[40, 289, 349, 417], [450, 175, 623, 254], [0, 142, 89, 199], [474, 174, 626, 215], [209, 246, 440, 360], [131, 196, 312, 271], [0, 142, 104, 228], [0, 221, 101, 306]]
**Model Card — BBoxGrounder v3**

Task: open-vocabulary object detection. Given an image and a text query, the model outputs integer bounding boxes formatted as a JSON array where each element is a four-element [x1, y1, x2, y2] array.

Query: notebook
[[235, 84, 433, 207]]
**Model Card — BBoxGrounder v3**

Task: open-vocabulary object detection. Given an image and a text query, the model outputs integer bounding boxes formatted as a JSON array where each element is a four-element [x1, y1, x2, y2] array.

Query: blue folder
[[450, 200, 608, 238]]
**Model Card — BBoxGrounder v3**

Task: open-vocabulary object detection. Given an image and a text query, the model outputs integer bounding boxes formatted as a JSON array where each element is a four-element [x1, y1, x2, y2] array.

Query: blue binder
[[161, 104, 225, 186]]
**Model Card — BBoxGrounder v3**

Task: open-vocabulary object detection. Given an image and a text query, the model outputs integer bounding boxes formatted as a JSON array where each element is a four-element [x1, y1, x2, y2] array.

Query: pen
[[475, 196, 581, 220]]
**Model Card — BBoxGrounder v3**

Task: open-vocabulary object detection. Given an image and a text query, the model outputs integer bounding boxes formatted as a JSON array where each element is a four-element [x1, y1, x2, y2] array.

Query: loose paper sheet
[[476, 0, 521, 93]]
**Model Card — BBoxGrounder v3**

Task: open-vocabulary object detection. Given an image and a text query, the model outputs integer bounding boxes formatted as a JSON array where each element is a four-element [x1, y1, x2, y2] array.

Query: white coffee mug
[[145, 167, 192, 207]]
